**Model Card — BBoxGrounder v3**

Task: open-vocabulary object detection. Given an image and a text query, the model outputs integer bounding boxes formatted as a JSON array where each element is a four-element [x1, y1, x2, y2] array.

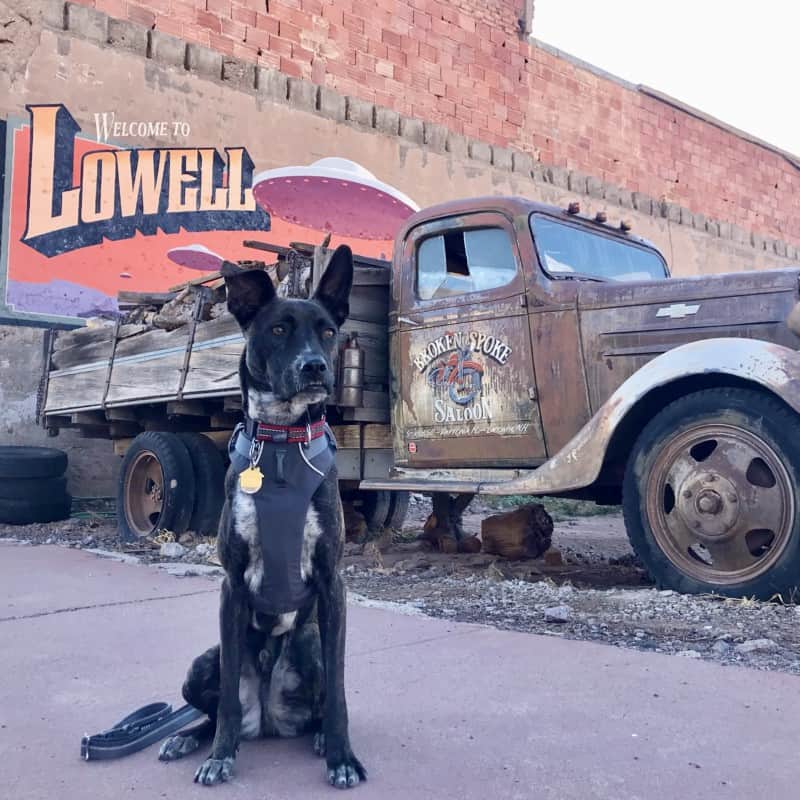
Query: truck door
[[392, 212, 546, 468]]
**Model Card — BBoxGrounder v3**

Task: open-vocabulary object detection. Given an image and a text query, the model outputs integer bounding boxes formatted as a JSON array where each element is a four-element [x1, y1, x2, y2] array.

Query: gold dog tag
[[239, 466, 263, 494]]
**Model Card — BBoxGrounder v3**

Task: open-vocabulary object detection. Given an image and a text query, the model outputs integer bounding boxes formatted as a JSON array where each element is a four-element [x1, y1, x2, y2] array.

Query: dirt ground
[[3, 494, 800, 675]]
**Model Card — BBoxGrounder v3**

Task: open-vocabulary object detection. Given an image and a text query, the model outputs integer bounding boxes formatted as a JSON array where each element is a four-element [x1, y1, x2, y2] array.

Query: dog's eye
[[272, 325, 286, 336], [322, 328, 336, 340]]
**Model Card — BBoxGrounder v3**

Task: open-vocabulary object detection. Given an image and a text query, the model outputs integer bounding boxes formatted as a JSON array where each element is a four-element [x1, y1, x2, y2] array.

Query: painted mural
[[0, 104, 419, 326]]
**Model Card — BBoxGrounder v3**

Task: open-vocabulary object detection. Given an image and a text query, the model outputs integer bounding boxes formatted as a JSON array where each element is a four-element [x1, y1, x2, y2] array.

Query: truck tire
[[622, 387, 800, 600], [386, 491, 410, 530], [0, 495, 72, 524], [0, 476, 67, 501], [176, 433, 225, 536], [0, 446, 67, 479], [117, 432, 196, 542]]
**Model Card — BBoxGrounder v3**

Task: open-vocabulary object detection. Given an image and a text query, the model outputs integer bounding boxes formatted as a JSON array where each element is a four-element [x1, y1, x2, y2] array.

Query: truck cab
[[377, 196, 800, 600]]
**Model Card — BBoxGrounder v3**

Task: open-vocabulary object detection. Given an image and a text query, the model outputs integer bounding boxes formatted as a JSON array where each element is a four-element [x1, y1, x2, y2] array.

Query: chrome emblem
[[656, 303, 700, 319]]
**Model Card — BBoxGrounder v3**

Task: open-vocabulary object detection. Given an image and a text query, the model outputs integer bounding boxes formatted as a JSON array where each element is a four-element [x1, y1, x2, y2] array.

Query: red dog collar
[[252, 416, 327, 444]]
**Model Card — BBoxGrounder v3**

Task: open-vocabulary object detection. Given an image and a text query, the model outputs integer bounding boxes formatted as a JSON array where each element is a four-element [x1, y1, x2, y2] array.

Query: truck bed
[[40, 251, 392, 477]]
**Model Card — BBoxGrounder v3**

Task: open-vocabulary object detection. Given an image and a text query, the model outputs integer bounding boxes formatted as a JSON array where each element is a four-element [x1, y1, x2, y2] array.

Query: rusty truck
[[40, 196, 800, 600]]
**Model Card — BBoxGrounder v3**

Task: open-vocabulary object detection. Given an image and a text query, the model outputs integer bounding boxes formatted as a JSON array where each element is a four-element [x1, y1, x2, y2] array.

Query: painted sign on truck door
[[395, 211, 546, 468]]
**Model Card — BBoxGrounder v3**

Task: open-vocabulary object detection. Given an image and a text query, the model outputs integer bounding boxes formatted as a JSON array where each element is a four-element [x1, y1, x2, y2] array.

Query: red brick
[[155, 14, 184, 35], [292, 43, 314, 62], [181, 22, 211, 44], [221, 17, 247, 38], [268, 33, 293, 56], [232, 5, 256, 24], [206, 0, 231, 15], [233, 40, 261, 60], [279, 56, 305, 77], [209, 32, 236, 54], [170, 0, 198, 20], [342, 11, 363, 33], [96, 0, 128, 17], [196, 9, 222, 31], [128, 4, 156, 25], [254, 12, 278, 31], [246, 25, 271, 47], [279, 19, 302, 40], [381, 28, 401, 48]]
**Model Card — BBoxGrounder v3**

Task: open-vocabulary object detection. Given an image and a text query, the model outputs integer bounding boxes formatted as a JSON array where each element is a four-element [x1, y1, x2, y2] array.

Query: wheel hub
[[676, 471, 740, 538]]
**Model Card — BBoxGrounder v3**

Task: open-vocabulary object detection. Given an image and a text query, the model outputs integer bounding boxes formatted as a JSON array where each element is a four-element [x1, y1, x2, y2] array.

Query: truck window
[[417, 227, 517, 300], [530, 215, 668, 282]]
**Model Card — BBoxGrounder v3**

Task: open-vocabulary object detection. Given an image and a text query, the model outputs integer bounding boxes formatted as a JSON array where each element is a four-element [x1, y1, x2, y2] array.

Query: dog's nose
[[300, 356, 328, 378]]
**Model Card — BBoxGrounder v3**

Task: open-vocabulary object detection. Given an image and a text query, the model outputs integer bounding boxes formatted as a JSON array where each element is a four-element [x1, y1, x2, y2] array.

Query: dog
[[158, 244, 366, 789]]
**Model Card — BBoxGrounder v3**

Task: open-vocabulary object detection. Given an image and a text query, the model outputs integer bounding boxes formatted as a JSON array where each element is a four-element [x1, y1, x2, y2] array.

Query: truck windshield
[[530, 215, 668, 282]]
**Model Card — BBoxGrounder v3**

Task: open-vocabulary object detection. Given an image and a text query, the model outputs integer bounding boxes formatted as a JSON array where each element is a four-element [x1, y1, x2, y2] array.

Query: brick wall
[[29, 0, 800, 250], [67, 0, 799, 247]]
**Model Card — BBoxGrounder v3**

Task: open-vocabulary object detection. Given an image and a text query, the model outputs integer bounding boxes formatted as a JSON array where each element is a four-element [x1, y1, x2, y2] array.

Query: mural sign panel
[[0, 104, 418, 327]]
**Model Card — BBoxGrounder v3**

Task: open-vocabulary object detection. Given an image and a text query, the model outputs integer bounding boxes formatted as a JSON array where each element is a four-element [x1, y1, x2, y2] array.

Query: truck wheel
[[118, 432, 196, 541], [0, 446, 67, 479], [386, 491, 410, 530], [176, 433, 225, 535], [623, 387, 800, 599]]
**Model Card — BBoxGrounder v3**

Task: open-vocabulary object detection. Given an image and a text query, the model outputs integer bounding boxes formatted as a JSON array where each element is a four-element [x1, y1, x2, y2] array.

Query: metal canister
[[338, 333, 364, 407]]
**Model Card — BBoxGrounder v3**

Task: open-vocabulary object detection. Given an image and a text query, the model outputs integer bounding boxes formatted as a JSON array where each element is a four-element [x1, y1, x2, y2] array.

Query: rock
[[195, 543, 214, 558], [543, 605, 572, 623], [457, 535, 482, 554], [160, 541, 186, 558], [81, 535, 96, 547], [676, 650, 702, 658], [711, 640, 732, 655], [735, 638, 778, 654], [179, 532, 195, 545], [158, 562, 223, 577], [542, 547, 563, 566]]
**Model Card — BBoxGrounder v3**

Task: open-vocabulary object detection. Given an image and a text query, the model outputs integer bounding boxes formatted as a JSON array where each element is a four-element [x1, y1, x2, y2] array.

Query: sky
[[533, 0, 799, 156]]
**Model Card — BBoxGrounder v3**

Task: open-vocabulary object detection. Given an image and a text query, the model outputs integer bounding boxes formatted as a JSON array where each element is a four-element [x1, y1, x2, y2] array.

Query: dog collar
[[244, 415, 327, 444]]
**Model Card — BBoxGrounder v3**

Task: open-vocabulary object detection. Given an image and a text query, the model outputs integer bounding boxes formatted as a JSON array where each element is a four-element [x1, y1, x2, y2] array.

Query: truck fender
[[479, 337, 800, 496]]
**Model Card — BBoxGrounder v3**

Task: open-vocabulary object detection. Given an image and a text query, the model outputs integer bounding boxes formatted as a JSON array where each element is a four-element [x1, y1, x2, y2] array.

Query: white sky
[[533, 0, 799, 156]]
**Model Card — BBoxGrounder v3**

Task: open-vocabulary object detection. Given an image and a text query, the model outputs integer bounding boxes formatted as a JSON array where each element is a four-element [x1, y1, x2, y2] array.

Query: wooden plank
[[329, 424, 362, 450], [117, 290, 176, 307], [166, 400, 214, 417], [71, 411, 107, 425], [210, 412, 241, 428], [341, 407, 390, 423], [106, 407, 139, 421], [168, 270, 222, 292], [79, 426, 111, 439], [109, 422, 142, 437], [360, 389, 389, 410], [52, 324, 115, 352], [44, 368, 107, 413], [51, 335, 115, 370], [113, 437, 134, 456], [362, 424, 392, 449], [224, 396, 243, 411]]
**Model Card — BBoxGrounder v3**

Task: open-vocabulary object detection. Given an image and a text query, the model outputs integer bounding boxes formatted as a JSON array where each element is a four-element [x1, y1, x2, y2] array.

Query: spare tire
[[0, 446, 67, 479], [0, 476, 67, 501], [117, 432, 196, 541], [176, 433, 226, 535], [0, 495, 72, 525]]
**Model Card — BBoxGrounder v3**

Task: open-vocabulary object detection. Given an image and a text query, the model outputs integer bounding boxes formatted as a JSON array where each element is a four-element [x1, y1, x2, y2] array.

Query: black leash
[[80, 702, 204, 761]]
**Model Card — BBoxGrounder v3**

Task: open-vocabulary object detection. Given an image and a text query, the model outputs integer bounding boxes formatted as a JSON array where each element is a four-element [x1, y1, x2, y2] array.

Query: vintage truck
[[40, 196, 800, 600]]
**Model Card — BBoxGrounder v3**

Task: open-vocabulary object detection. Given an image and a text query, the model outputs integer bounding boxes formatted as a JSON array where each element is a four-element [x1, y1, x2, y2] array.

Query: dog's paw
[[313, 732, 326, 757], [194, 756, 235, 785], [159, 734, 201, 761], [327, 753, 367, 789]]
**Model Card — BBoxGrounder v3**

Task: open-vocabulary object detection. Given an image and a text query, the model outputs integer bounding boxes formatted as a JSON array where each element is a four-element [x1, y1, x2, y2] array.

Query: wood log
[[481, 505, 553, 560], [117, 290, 176, 307], [362, 424, 391, 449], [329, 425, 362, 450]]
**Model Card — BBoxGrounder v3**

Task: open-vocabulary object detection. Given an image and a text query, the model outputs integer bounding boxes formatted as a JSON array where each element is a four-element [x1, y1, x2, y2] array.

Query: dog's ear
[[313, 244, 353, 327], [221, 260, 276, 329]]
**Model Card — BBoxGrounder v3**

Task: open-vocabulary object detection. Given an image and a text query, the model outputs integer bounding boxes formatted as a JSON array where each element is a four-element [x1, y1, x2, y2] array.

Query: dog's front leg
[[318, 570, 367, 789], [195, 577, 248, 786]]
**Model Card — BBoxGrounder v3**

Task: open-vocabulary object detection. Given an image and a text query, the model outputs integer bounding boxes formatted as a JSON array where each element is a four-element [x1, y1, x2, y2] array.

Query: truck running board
[[359, 467, 535, 495]]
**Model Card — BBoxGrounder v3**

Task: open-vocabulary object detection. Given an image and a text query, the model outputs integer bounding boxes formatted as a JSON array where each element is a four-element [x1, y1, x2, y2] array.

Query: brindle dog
[[158, 245, 366, 789]]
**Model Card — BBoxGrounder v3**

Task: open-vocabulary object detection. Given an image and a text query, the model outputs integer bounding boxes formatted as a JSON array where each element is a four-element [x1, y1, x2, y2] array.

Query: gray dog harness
[[228, 419, 337, 615]]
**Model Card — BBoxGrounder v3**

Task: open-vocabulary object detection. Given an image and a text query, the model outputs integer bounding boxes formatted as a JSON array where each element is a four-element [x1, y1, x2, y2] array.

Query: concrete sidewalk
[[1, 541, 798, 800]]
